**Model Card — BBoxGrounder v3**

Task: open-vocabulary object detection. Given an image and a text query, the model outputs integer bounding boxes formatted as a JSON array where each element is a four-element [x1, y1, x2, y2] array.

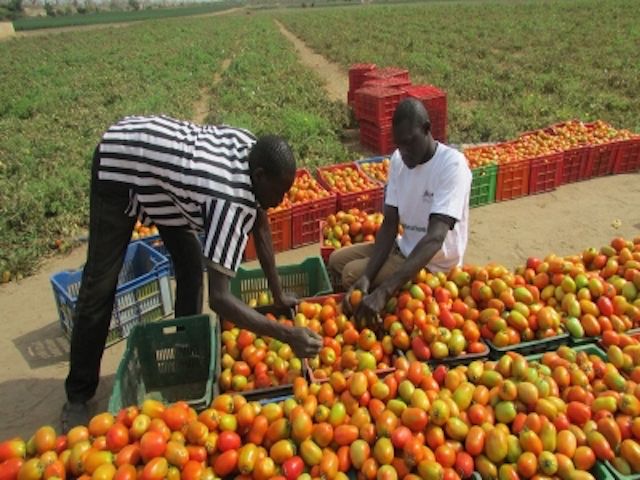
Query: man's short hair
[[392, 98, 430, 130], [249, 135, 296, 178]]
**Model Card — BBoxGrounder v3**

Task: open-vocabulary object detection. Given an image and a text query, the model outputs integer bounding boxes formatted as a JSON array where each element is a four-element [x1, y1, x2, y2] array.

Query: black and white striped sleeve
[[201, 198, 257, 276]]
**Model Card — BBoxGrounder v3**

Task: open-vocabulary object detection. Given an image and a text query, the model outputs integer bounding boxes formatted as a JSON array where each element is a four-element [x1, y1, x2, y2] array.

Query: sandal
[[61, 402, 89, 433]]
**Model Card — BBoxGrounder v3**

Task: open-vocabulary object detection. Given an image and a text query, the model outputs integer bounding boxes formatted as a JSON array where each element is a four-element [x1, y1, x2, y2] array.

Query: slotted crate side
[[496, 158, 531, 201], [469, 164, 497, 208], [243, 207, 292, 261], [584, 142, 619, 178], [230, 257, 332, 304], [50, 242, 173, 347], [348, 63, 377, 104], [108, 315, 217, 413], [613, 137, 640, 173], [291, 194, 337, 248], [359, 121, 396, 156], [529, 152, 564, 194], [354, 87, 406, 126], [561, 144, 592, 184]]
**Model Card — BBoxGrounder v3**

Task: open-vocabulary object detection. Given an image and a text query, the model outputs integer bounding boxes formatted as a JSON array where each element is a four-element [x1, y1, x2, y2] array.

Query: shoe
[[61, 402, 89, 433]]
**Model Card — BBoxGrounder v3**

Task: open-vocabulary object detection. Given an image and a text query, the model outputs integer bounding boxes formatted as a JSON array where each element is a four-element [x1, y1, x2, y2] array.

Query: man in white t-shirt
[[329, 98, 472, 326]]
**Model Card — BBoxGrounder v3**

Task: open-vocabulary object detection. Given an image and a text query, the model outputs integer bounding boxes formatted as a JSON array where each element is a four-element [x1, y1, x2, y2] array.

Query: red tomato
[[140, 457, 168, 480], [391, 426, 413, 449], [113, 464, 137, 480], [217, 431, 241, 452], [139, 431, 166, 462], [213, 450, 238, 477], [181, 461, 204, 480], [282, 456, 304, 480], [106, 423, 130, 453], [0, 458, 24, 480]]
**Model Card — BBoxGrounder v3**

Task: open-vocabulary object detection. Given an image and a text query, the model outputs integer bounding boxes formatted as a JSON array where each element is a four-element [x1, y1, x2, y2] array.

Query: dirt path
[[275, 20, 348, 104], [192, 57, 233, 124], [13, 7, 244, 38]]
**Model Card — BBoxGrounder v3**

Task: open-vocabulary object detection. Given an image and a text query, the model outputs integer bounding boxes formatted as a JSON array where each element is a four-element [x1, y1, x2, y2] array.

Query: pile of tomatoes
[[219, 313, 304, 393], [359, 158, 391, 184], [322, 209, 383, 251], [131, 221, 159, 241], [5, 343, 640, 480], [318, 165, 380, 195], [464, 119, 639, 168]]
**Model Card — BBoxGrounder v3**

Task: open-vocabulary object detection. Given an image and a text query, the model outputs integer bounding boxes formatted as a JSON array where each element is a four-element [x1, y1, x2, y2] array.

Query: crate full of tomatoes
[[288, 169, 337, 248], [320, 208, 384, 263], [316, 162, 385, 212]]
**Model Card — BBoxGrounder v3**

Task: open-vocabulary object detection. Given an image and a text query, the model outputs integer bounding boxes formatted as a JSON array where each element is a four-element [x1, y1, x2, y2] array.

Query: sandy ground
[[1, 19, 639, 441]]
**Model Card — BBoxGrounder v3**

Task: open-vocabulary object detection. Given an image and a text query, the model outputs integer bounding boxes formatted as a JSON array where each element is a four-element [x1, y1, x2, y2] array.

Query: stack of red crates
[[347, 63, 377, 106], [401, 85, 448, 143], [354, 67, 410, 155]]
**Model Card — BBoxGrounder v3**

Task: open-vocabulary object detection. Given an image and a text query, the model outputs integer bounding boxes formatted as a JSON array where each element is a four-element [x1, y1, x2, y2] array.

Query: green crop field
[[276, 0, 640, 142], [12, 2, 240, 31], [1, 0, 639, 280], [0, 12, 349, 278]]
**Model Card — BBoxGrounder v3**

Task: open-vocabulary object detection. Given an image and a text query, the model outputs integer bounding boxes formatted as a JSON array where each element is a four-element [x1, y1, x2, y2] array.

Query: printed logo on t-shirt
[[423, 188, 433, 199], [401, 223, 427, 233]]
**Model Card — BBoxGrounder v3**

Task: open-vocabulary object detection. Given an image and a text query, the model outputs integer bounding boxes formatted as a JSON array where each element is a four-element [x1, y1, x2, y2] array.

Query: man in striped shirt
[[62, 115, 322, 431]]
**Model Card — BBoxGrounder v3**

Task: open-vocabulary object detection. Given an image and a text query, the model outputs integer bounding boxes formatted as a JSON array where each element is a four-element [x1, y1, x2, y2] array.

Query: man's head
[[248, 135, 296, 209], [392, 98, 433, 169]]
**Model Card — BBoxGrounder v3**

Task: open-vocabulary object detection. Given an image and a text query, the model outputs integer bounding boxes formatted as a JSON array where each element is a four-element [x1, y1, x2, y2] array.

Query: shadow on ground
[[0, 374, 115, 439], [12, 321, 70, 369]]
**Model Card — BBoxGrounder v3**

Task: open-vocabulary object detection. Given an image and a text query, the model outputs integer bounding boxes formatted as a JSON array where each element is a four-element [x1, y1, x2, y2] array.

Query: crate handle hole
[[163, 325, 185, 335]]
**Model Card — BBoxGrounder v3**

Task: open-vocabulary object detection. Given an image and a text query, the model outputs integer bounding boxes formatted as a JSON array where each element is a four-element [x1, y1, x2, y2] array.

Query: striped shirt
[[98, 115, 258, 275]]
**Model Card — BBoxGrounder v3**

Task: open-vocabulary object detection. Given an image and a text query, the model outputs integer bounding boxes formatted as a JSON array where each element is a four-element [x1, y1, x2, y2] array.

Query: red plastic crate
[[584, 142, 619, 178], [529, 152, 563, 194], [316, 163, 385, 213], [243, 208, 292, 261], [560, 144, 592, 184], [359, 120, 396, 155], [613, 137, 640, 173], [496, 158, 531, 201], [348, 63, 377, 105], [402, 84, 448, 143], [363, 67, 410, 82], [291, 194, 337, 249], [362, 77, 412, 90], [354, 87, 406, 126]]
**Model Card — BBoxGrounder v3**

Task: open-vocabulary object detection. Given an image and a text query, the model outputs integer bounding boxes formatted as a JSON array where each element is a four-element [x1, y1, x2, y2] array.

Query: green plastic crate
[[487, 332, 570, 360], [605, 460, 640, 480], [469, 164, 497, 208], [525, 343, 607, 363], [230, 256, 332, 304], [108, 315, 218, 413]]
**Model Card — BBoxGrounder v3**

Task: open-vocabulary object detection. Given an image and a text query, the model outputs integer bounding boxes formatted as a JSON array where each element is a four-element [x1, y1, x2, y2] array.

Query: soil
[[1, 17, 639, 441]]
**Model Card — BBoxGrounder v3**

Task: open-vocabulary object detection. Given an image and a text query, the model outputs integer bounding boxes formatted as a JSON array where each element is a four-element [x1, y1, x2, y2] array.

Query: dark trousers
[[65, 148, 204, 403]]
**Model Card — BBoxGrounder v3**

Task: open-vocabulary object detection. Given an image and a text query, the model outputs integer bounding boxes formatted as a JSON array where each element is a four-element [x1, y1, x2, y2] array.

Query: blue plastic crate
[[50, 242, 174, 346], [138, 233, 206, 276]]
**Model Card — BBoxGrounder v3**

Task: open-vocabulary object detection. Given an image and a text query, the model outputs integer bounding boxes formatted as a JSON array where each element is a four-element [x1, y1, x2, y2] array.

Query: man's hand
[[287, 327, 323, 358], [342, 276, 371, 315], [274, 293, 298, 310], [354, 287, 389, 334]]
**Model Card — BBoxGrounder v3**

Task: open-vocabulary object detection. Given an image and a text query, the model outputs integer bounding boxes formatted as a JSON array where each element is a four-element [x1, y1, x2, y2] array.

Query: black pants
[[65, 148, 204, 403]]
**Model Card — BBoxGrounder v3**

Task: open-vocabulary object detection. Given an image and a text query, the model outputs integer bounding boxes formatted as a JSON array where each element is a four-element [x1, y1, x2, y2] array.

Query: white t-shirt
[[385, 143, 472, 272]]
